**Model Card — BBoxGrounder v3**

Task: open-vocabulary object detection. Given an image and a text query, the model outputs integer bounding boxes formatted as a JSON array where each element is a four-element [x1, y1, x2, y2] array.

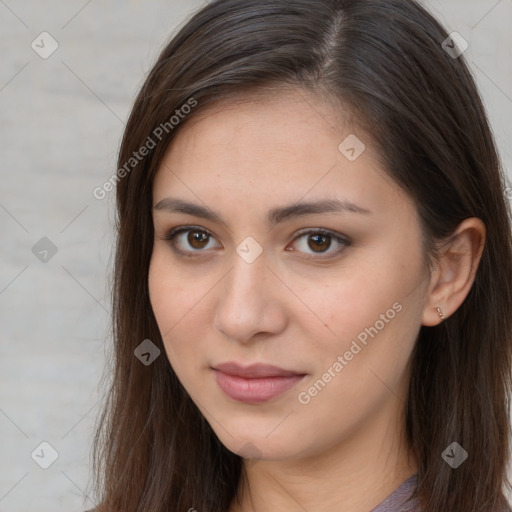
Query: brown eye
[[307, 233, 332, 253], [290, 229, 350, 258], [164, 226, 350, 259], [164, 227, 220, 257], [187, 230, 209, 249]]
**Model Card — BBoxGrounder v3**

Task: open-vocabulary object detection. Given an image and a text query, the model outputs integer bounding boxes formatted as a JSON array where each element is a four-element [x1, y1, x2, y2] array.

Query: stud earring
[[436, 306, 445, 319]]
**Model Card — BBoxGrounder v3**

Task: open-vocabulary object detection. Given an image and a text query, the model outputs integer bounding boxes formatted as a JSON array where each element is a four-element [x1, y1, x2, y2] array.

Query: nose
[[213, 252, 288, 345]]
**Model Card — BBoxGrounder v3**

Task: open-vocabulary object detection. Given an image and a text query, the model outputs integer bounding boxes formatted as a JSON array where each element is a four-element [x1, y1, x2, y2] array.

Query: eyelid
[[163, 225, 221, 258], [289, 228, 351, 259], [163, 225, 351, 258]]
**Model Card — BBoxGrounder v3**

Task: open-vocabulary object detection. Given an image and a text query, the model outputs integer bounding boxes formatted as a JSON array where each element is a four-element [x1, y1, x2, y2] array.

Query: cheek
[[148, 247, 218, 385], [148, 252, 176, 336], [148, 250, 194, 362], [297, 239, 426, 387], [310, 261, 421, 345]]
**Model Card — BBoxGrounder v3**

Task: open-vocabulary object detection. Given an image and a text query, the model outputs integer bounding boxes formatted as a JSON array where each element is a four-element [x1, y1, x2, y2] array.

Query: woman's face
[[149, 88, 430, 462]]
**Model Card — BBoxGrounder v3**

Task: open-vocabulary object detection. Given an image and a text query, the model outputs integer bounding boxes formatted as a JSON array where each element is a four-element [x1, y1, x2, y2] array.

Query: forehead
[[152, 88, 411, 221], [162, 88, 350, 163]]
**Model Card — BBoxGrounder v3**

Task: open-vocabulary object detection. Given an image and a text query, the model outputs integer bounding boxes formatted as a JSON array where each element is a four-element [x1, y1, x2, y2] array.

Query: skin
[[148, 87, 485, 512]]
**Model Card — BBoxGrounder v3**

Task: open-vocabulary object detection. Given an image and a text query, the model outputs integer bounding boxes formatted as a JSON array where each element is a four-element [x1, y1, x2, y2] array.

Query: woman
[[90, 0, 512, 511]]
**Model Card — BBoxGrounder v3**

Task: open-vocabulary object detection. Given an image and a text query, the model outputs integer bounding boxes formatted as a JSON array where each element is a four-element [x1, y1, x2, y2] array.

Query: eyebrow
[[153, 197, 372, 228]]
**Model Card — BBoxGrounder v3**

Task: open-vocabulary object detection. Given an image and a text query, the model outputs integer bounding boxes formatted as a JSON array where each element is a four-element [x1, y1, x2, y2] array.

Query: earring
[[436, 306, 445, 320]]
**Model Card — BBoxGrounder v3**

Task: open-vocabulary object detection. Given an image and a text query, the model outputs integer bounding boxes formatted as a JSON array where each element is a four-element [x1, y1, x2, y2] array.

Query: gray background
[[0, 1, 511, 510]]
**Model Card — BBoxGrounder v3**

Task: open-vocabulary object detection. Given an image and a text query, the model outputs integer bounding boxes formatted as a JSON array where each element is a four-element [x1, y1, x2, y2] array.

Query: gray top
[[84, 474, 512, 511], [370, 474, 419, 512], [85, 475, 420, 512]]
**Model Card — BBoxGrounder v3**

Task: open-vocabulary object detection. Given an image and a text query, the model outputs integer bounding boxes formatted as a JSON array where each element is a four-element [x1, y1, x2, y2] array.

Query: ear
[[422, 217, 486, 326]]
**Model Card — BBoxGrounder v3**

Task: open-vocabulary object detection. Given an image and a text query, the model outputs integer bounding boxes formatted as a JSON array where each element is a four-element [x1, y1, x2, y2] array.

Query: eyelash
[[162, 226, 351, 259]]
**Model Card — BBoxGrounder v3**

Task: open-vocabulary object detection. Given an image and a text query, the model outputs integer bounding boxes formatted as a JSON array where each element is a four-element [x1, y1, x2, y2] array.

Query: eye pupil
[[188, 230, 208, 249], [308, 234, 331, 252], [168, 228, 345, 258]]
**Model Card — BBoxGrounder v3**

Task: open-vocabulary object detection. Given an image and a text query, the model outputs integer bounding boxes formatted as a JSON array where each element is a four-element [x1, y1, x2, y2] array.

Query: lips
[[212, 362, 307, 403]]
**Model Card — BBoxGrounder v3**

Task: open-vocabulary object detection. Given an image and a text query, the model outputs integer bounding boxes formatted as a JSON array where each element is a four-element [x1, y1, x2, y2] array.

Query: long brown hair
[[90, 1, 512, 510]]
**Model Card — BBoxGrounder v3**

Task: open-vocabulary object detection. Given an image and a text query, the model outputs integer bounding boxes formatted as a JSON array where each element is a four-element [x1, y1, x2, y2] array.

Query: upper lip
[[212, 362, 306, 378]]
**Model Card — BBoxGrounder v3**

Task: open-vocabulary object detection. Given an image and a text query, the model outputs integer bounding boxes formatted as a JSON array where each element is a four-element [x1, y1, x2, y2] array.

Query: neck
[[229, 396, 417, 512]]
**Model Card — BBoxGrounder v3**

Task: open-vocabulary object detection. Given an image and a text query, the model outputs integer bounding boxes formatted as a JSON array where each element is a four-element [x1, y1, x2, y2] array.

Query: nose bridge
[[213, 247, 284, 342], [225, 232, 269, 296], [223, 249, 269, 312]]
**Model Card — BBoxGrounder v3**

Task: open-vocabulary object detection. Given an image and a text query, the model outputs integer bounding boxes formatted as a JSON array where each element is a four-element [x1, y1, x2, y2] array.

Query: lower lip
[[213, 370, 306, 404]]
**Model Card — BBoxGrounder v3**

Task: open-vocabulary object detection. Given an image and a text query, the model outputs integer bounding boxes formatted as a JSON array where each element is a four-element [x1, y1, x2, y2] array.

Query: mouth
[[211, 362, 307, 404]]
